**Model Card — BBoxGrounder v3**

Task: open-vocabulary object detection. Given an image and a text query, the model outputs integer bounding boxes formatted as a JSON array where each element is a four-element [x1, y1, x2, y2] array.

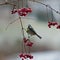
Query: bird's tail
[[36, 34, 42, 39]]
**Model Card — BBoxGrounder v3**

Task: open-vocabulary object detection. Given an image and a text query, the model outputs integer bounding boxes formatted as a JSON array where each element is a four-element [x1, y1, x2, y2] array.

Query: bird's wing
[[28, 25, 37, 34]]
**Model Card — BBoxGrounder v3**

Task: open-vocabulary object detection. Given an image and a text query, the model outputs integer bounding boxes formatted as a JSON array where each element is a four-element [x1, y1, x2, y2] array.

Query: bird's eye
[[30, 26, 31, 28]]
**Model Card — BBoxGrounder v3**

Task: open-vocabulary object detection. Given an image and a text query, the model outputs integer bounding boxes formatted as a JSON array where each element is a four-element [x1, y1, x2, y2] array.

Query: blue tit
[[26, 24, 42, 39]]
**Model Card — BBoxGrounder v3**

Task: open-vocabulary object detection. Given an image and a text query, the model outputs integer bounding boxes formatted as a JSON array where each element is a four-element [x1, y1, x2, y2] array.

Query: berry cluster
[[19, 53, 33, 60], [19, 38, 33, 60], [23, 38, 33, 47], [11, 8, 32, 16], [48, 22, 58, 28], [48, 22, 60, 29]]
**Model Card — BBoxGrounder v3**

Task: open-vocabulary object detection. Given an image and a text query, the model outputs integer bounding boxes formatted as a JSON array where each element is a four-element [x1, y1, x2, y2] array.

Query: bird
[[26, 24, 42, 39]]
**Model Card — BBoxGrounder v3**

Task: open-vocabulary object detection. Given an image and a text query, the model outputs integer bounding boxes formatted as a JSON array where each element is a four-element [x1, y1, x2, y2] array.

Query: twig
[[46, 6, 50, 22], [5, 18, 19, 30], [19, 17, 25, 38], [29, 0, 60, 15], [0, 1, 16, 6], [19, 16, 24, 53]]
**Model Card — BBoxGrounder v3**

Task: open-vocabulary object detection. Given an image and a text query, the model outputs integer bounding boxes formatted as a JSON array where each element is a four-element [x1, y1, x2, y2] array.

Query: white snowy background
[[0, 0, 60, 60]]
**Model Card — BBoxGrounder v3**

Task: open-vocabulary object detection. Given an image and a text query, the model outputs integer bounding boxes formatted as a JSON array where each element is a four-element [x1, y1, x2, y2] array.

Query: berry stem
[[19, 16, 27, 54], [28, 35, 31, 54]]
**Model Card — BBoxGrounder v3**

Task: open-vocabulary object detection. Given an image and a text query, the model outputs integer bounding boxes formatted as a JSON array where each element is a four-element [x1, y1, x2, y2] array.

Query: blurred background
[[0, 0, 60, 60]]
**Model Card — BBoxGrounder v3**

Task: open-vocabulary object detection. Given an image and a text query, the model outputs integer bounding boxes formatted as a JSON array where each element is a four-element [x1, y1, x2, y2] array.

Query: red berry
[[22, 12, 27, 16], [50, 22, 53, 25], [17, 9, 22, 15], [25, 54, 33, 59], [18, 9, 21, 13], [19, 53, 27, 59], [21, 8, 27, 12], [48, 22, 56, 28], [22, 58, 24, 60], [18, 12, 23, 16], [48, 22, 51, 28], [17, 9, 21, 13], [20, 8, 32, 13], [19, 54, 33, 59], [27, 8, 32, 13], [56, 25, 60, 29], [19, 53, 24, 58], [17, 8, 32, 16], [29, 55, 33, 59], [11, 9, 17, 14], [26, 41, 33, 47], [23, 38, 27, 43], [48, 24, 51, 28], [48, 22, 50, 23], [48, 22, 53, 25], [18, 10, 27, 16]]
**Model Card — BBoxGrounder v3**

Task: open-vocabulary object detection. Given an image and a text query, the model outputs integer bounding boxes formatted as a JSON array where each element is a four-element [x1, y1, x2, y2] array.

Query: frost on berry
[[26, 41, 33, 47]]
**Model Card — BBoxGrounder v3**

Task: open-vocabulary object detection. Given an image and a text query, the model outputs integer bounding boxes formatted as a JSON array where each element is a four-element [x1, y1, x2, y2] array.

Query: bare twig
[[19, 16, 28, 54], [29, 0, 60, 15], [5, 18, 19, 30]]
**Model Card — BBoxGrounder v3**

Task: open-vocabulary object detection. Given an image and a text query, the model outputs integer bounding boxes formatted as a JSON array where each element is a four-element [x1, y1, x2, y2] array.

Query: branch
[[29, 0, 60, 15], [5, 18, 19, 30], [0, 1, 16, 6]]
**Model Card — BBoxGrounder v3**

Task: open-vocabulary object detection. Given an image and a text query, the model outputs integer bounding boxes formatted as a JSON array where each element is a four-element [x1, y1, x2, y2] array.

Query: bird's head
[[28, 24, 32, 29]]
